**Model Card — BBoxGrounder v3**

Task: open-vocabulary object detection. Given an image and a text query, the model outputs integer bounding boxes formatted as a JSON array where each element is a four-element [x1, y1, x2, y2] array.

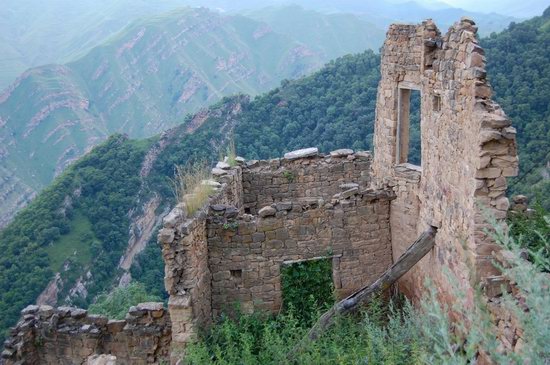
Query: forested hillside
[[483, 7, 550, 208], [0, 50, 380, 341]]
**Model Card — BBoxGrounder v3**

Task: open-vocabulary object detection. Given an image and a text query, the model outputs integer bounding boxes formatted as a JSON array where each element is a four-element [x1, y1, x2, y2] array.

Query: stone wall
[[371, 18, 518, 304], [242, 149, 372, 214], [159, 166, 243, 361], [158, 150, 395, 363], [1, 303, 170, 365], [207, 189, 394, 317]]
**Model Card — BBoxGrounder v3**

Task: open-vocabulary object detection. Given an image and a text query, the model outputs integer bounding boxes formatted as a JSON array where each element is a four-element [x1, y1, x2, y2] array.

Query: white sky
[[437, 0, 549, 17]]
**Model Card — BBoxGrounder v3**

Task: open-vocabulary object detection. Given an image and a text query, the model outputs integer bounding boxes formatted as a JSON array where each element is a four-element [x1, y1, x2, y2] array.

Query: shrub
[[88, 282, 161, 319]]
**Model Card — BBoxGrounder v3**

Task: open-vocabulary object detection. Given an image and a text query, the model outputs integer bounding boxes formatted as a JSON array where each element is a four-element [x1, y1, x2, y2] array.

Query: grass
[[173, 162, 214, 216], [226, 138, 237, 167], [45, 210, 93, 272]]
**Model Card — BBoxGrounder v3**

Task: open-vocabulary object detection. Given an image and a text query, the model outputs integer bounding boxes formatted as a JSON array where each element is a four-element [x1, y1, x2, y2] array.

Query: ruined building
[[2, 17, 521, 365]]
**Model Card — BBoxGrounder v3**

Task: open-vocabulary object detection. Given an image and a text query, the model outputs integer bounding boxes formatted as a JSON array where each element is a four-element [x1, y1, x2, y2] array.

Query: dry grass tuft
[[173, 162, 214, 215]]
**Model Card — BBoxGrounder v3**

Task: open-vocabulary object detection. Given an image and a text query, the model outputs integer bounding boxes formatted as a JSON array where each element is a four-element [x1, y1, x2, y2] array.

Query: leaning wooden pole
[[307, 225, 438, 340]]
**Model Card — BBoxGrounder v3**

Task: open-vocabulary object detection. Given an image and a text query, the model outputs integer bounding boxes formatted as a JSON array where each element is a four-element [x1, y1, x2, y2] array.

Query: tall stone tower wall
[[372, 19, 518, 303]]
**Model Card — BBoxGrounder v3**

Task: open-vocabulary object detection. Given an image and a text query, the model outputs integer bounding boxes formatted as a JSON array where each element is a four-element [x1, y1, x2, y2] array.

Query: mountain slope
[[0, 50, 381, 341], [0, 7, 328, 228], [0, 0, 206, 90], [245, 6, 385, 57]]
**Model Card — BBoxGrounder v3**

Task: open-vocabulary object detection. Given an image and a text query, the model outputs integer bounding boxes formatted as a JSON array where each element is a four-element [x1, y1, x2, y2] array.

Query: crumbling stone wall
[[158, 150, 395, 363], [207, 190, 393, 317], [242, 149, 372, 214], [371, 18, 518, 303], [1, 303, 170, 365]]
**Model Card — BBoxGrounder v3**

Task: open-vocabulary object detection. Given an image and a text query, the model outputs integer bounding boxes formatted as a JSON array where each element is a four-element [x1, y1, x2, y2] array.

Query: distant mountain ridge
[[0, 6, 383, 228]]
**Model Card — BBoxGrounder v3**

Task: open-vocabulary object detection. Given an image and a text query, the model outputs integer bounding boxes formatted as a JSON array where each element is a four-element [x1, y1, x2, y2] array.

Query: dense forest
[[1, 8, 549, 342], [483, 7, 550, 208]]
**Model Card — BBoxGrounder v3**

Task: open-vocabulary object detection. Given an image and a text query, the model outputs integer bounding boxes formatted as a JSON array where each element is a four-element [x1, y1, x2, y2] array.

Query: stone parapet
[[1, 303, 170, 365]]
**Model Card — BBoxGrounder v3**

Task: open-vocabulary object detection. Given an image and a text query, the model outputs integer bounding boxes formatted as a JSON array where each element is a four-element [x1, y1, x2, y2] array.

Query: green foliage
[[281, 258, 334, 325], [282, 170, 295, 182], [88, 282, 162, 320], [483, 7, 550, 208], [234, 51, 380, 159], [184, 301, 424, 365], [222, 222, 239, 231], [0, 134, 148, 341], [508, 202, 550, 264], [130, 235, 168, 301]]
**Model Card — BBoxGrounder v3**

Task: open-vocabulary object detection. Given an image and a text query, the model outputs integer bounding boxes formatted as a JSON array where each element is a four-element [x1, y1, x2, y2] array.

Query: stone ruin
[[2, 17, 522, 365]]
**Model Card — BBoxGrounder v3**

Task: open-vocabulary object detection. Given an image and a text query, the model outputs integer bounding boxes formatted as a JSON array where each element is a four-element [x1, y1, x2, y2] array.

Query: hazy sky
[[436, 0, 548, 17]]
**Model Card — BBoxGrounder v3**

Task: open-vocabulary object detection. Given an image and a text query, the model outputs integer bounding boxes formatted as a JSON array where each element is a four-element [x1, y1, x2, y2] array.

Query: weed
[[172, 162, 214, 215]]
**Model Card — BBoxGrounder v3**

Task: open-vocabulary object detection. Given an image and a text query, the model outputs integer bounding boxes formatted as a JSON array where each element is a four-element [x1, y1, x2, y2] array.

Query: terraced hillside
[[0, 7, 384, 228]]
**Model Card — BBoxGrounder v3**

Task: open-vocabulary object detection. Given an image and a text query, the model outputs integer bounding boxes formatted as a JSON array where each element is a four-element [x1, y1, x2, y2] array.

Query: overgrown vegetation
[[88, 282, 162, 320], [281, 258, 334, 325], [184, 217, 550, 364], [173, 162, 214, 216], [508, 202, 550, 266]]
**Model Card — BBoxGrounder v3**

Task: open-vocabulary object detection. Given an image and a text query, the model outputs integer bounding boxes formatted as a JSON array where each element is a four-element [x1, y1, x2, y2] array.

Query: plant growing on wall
[[172, 162, 214, 215], [282, 170, 295, 183]]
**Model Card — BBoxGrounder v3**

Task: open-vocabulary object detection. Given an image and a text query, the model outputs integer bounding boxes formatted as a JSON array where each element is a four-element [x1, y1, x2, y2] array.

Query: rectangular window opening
[[397, 88, 422, 167], [230, 269, 242, 279]]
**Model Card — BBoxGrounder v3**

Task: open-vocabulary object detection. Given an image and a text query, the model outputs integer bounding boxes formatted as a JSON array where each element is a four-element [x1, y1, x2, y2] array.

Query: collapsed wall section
[[372, 18, 518, 303], [2, 303, 170, 365]]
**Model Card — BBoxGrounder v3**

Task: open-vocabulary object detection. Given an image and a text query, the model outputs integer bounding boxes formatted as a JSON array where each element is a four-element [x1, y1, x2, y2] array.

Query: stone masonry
[[2, 303, 170, 364], [371, 18, 518, 306], [158, 150, 395, 362], [1, 17, 519, 364]]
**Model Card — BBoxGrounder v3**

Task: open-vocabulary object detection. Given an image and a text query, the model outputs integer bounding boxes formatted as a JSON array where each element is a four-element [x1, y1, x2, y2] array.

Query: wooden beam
[[306, 225, 437, 340]]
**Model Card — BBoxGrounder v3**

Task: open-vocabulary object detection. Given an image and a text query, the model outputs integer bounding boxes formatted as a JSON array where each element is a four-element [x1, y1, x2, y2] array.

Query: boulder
[[216, 161, 231, 170], [212, 167, 227, 176]]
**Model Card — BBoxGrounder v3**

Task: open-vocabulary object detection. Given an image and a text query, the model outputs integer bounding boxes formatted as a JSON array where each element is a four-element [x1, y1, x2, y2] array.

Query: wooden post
[[307, 226, 437, 340]]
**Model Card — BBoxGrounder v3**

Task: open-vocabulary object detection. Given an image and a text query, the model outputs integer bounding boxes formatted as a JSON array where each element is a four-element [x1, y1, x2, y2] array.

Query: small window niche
[[396, 87, 422, 167], [433, 94, 441, 112]]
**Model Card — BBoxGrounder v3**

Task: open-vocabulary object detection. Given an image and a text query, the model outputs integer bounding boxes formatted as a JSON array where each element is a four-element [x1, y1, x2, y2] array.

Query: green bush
[[281, 258, 334, 325], [88, 282, 162, 319]]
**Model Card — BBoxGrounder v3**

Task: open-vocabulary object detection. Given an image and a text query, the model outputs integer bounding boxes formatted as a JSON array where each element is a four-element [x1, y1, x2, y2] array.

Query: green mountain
[[0, 6, 385, 228], [482, 7, 550, 207]]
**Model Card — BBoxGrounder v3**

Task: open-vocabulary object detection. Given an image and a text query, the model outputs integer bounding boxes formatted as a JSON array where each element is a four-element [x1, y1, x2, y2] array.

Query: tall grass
[[173, 162, 214, 215], [224, 138, 237, 167]]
